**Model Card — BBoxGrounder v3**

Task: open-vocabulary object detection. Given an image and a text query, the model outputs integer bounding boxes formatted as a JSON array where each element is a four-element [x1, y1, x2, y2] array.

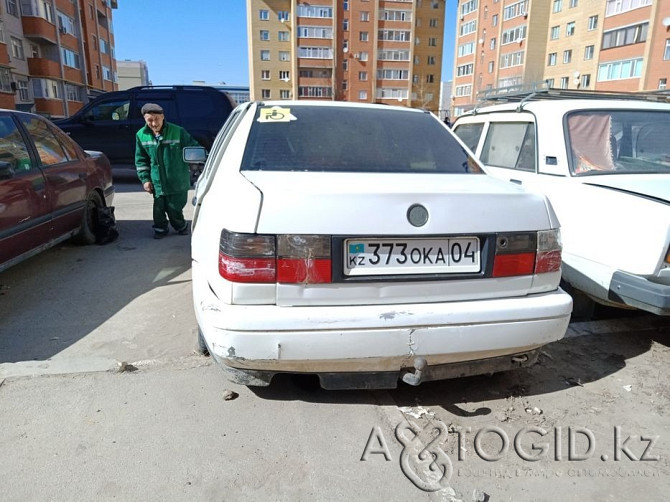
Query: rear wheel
[[196, 327, 210, 356], [73, 192, 103, 245]]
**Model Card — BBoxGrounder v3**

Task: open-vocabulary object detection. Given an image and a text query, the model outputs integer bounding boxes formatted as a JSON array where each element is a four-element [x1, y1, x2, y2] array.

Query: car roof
[[253, 100, 431, 114], [458, 98, 670, 119]]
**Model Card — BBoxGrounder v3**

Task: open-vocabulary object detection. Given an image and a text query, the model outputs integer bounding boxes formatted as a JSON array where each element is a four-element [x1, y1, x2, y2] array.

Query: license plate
[[344, 237, 480, 276]]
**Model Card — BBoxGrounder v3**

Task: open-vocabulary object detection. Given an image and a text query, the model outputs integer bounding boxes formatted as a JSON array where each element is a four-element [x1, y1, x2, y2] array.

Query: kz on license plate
[[344, 237, 480, 276]]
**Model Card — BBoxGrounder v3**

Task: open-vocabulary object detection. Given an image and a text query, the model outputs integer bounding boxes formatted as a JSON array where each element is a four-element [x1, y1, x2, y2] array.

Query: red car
[[0, 109, 115, 272]]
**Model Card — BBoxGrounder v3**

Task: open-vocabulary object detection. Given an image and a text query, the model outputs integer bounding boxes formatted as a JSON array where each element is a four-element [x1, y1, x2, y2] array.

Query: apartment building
[[452, 0, 670, 117], [0, 0, 118, 117], [247, 0, 446, 112]]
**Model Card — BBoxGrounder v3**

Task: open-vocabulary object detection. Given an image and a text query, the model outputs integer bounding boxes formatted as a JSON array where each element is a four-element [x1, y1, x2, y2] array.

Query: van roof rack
[[478, 87, 670, 105]]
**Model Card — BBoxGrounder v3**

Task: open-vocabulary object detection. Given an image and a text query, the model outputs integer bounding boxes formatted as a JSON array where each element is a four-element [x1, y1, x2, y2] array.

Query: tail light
[[219, 230, 332, 284], [492, 229, 562, 278]]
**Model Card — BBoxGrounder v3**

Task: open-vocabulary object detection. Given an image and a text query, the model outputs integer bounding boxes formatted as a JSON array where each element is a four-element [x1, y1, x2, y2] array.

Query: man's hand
[[143, 181, 154, 194]]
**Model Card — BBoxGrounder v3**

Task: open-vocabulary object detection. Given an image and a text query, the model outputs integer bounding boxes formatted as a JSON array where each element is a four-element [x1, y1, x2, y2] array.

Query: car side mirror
[[183, 146, 207, 164], [0, 160, 15, 180]]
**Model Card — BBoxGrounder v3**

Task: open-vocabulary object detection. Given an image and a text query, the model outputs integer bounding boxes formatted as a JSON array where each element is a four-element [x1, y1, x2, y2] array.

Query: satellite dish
[[343, 47, 349, 53], [663, 17, 670, 27], [573, 70, 580, 78]]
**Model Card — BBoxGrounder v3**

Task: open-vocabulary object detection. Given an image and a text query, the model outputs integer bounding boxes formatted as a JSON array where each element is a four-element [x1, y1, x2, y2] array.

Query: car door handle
[[510, 179, 522, 185]]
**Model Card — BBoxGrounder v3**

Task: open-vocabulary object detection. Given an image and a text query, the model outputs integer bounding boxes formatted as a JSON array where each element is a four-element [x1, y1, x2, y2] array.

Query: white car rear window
[[241, 106, 480, 174]]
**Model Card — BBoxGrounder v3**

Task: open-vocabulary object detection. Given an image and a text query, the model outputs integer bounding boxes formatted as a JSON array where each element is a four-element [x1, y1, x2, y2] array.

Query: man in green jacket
[[135, 103, 200, 239]]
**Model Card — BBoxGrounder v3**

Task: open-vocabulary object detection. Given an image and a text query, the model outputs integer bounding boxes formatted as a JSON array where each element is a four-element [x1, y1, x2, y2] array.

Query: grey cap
[[141, 103, 164, 115]]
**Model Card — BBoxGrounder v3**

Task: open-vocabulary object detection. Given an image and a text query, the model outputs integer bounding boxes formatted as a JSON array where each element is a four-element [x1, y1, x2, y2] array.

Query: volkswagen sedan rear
[[190, 101, 572, 389]]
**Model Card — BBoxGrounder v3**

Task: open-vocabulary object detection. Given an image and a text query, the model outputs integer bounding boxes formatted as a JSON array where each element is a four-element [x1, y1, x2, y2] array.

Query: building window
[[492, 14, 498, 27], [65, 83, 82, 101], [280, 90, 290, 99], [580, 74, 591, 88], [298, 87, 332, 97], [455, 84, 472, 97], [550, 26, 560, 40], [602, 23, 648, 50], [563, 49, 572, 63], [360, 31, 369, 41], [278, 31, 289, 41], [379, 29, 411, 41], [10, 37, 24, 60], [457, 63, 473, 76], [343, 60, 348, 70], [659, 78, 667, 90], [57, 11, 77, 36], [502, 25, 526, 45], [298, 26, 333, 38], [360, 51, 368, 61], [588, 15, 598, 31], [458, 42, 475, 57], [560, 76, 569, 89], [102, 65, 112, 81], [414, 55, 420, 64], [298, 46, 333, 59], [546, 78, 555, 88], [279, 51, 290, 61], [460, 20, 477, 36], [260, 50, 270, 61], [570, 0, 578, 7], [261, 89, 271, 99], [0, 68, 11, 92], [17, 79, 29, 101], [61, 48, 80, 69], [427, 56, 436, 65], [32, 78, 61, 99], [279, 70, 290, 80], [344, 0, 348, 10], [278, 11, 290, 21], [605, 0, 651, 17], [429, 37, 437, 46], [342, 80, 347, 90], [261, 70, 270, 80], [597, 57, 644, 81], [259, 9, 269, 20], [260, 30, 269, 41], [553, 0, 562, 13], [296, 5, 332, 18], [500, 51, 524, 69], [584, 45, 594, 60], [460, 0, 479, 17], [490, 37, 496, 49], [343, 19, 349, 31], [665, 39, 670, 60], [359, 90, 367, 100], [5, 0, 18, 16], [359, 71, 367, 81], [426, 74, 434, 83], [377, 69, 409, 80], [566, 22, 575, 36], [430, 18, 438, 27], [361, 11, 369, 21], [503, 0, 528, 21], [548, 52, 557, 66]]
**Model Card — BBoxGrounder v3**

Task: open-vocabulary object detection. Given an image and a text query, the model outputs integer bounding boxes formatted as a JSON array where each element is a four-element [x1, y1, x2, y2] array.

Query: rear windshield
[[567, 110, 670, 176], [241, 105, 480, 174]]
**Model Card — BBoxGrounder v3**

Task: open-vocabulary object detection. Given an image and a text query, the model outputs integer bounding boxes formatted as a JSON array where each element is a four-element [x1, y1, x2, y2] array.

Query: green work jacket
[[135, 122, 199, 196]]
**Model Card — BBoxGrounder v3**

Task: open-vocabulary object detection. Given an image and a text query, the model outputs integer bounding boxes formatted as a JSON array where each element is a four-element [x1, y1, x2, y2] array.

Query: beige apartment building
[[452, 0, 670, 117], [247, 0, 446, 113]]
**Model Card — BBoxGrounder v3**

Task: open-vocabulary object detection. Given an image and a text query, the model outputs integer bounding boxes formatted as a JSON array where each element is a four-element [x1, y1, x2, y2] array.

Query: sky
[[113, 1, 458, 87]]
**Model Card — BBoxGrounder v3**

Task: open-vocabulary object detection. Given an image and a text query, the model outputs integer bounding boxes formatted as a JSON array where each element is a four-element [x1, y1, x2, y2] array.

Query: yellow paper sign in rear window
[[258, 106, 296, 123]]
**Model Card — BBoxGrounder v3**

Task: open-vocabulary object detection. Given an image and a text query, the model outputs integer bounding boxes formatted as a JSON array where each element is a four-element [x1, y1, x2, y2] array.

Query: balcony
[[28, 57, 60, 78], [22, 17, 58, 44]]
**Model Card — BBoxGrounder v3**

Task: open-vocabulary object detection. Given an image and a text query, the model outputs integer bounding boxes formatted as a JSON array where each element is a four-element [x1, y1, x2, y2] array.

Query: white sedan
[[453, 96, 670, 318], [186, 101, 572, 389]]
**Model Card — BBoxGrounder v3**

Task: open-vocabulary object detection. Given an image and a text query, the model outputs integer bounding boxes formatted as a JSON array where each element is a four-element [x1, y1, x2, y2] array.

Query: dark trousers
[[152, 192, 188, 234]]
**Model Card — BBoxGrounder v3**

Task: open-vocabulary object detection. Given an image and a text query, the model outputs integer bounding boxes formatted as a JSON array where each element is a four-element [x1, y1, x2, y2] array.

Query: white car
[[187, 101, 572, 389], [452, 92, 670, 318]]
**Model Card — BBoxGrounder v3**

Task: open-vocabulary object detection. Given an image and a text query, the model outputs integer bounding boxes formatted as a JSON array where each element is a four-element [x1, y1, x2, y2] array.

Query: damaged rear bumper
[[195, 288, 572, 389]]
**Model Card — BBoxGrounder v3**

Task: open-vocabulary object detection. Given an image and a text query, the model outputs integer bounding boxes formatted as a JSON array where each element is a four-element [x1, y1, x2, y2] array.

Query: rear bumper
[[609, 270, 670, 315], [194, 285, 572, 385]]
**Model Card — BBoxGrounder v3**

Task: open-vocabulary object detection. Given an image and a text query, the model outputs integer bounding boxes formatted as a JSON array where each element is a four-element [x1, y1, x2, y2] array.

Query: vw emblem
[[407, 204, 429, 227]]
